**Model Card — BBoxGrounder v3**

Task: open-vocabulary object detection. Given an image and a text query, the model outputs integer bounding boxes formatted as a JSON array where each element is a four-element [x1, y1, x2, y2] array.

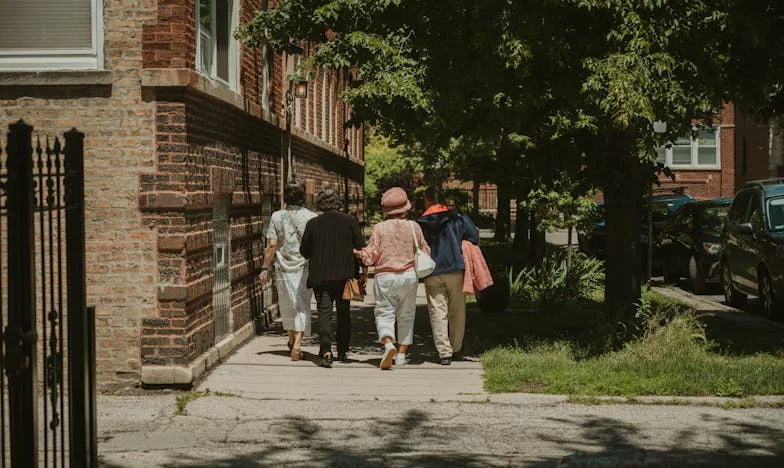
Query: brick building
[[654, 103, 769, 199], [0, 0, 364, 388]]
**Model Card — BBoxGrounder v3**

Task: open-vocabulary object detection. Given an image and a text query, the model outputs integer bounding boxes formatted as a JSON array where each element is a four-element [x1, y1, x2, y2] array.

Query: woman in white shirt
[[259, 183, 317, 360]]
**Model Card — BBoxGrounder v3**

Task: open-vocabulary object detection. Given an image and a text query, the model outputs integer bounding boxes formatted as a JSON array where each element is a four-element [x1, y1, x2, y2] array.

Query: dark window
[[728, 191, 752, 225]]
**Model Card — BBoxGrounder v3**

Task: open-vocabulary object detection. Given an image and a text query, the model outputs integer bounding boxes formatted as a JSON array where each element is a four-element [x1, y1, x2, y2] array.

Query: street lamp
[[283, 79, 308, 189], [647, 120, 668, 283]]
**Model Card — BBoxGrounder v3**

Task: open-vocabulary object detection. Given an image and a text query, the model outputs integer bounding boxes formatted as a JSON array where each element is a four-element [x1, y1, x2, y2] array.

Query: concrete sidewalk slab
[[197, 278, 489, 402]]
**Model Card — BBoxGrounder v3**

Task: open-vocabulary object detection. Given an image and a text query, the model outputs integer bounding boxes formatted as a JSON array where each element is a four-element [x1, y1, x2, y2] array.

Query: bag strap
[[409, 221, 420, 251], [281, 209, 302, 243]]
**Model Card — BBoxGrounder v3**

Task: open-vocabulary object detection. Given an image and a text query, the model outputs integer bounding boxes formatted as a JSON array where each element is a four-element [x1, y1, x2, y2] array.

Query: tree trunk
[[513, 207, 530, 253], [602, 138, 644, 329], [472, 178, 480, 219], [528, 211, 547, 264], [493, 184, 510, 242]]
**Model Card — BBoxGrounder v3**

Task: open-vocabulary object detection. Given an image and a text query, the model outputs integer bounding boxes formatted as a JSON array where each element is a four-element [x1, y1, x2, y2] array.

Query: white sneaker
[[380, 344, 397, 370], [394, 353, 407, 366]]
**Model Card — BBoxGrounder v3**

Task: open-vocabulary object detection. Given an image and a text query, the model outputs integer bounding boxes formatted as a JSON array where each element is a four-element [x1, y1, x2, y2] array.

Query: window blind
[[0, 0, 92, 50]]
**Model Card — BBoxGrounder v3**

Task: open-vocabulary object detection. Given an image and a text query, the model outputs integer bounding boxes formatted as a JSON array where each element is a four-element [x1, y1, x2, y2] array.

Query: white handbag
[[410, 221, 436, 278]]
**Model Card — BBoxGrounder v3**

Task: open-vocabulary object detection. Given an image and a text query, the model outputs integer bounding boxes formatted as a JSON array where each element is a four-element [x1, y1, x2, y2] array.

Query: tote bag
[[409, 221, 436, 278]]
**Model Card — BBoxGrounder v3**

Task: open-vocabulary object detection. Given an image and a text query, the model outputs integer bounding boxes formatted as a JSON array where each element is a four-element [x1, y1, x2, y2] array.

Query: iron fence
[[1, 120, 96, 467]]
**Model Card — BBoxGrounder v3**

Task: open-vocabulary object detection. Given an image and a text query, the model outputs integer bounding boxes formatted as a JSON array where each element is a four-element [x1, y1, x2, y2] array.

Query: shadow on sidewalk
[[98, 408, 784, 467], [256, 301, 481, 365]]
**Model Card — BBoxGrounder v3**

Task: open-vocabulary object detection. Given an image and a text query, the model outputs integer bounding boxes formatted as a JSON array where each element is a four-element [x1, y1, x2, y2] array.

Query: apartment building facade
[[0, 0, 364, 388]]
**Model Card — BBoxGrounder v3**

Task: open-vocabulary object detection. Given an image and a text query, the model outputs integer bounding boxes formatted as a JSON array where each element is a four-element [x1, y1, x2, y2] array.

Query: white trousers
[[276, 269, 312, 334], [373, 270, 418, 345]]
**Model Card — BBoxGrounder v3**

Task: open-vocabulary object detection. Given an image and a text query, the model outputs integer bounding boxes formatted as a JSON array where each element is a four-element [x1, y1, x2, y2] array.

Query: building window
[[197, 0, 238, 89], [213, 194, 232, 343], [656, 126, 720, 169], [321, 70, 327, 139], [261, 44, 270, 110], [0, 0, 103, 70]]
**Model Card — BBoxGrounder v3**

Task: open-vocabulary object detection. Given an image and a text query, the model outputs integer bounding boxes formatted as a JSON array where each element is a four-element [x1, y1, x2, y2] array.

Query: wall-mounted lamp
[[294, 80, 308, 99]]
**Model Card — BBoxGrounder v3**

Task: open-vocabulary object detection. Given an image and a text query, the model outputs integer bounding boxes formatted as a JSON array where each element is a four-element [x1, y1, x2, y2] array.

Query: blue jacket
[[417, 209, 480, 277]]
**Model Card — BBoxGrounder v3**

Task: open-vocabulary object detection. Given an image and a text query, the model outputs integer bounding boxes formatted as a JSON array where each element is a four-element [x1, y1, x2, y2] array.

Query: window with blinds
[[0, 0, 102, 70]]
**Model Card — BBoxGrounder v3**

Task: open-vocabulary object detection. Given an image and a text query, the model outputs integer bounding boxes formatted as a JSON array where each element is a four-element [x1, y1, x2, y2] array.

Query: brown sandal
[[290, 345, 301, 361]]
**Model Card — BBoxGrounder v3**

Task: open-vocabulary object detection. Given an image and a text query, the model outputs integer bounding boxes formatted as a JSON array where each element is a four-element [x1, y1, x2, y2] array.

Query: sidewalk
[[96, 279, 784, 467], [196, 279, 487, 401]]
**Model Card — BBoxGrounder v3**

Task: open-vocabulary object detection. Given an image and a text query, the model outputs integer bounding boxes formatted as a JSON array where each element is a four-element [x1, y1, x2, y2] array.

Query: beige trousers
[[424, 270, 466, 358]]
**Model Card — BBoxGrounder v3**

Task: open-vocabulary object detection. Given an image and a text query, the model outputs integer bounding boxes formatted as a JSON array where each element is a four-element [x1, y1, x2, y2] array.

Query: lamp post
[[648, 120, 668, 283], [281, 79, 308, 206]]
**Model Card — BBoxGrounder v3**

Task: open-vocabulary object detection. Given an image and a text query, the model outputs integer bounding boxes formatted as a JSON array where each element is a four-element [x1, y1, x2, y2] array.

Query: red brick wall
[[142, 0, 196, 69], [1, 0, 364, 386]]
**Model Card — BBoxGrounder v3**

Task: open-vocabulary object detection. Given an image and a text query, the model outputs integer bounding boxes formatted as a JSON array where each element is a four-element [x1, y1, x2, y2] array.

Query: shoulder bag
[[409, 221, 436, 278]]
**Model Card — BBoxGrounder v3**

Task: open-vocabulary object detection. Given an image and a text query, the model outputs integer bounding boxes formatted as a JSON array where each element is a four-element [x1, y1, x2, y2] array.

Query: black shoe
[[452, 352, 463, 361], [320, 353, 333, 368], [440, 357, 451, 366], [338, 351, 348, 362]]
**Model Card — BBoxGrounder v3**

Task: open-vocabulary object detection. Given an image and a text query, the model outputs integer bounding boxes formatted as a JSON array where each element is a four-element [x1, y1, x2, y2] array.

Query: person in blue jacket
[[416, 187, 479, 365]]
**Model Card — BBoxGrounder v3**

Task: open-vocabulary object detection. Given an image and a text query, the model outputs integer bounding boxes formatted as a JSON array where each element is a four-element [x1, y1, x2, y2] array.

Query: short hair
[[424, 186, 442, 203], [316, 188, 342, 212], [284, 183, 306, 205]]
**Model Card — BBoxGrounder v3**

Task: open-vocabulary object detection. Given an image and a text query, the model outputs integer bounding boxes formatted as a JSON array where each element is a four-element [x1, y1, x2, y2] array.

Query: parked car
[[579, 192, 694, 271], [577, 203, 605, 257], [640, 192, 695, 273], [659, 197, 732, 294], [720, 178, 784, 316]]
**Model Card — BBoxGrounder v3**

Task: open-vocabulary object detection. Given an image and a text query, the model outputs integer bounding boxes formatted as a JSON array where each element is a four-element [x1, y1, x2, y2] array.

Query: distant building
[[0, 0, 363, 388], [654, 103, 770, 198]]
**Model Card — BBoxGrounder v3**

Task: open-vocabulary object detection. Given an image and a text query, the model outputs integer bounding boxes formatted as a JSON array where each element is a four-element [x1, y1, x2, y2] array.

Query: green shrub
[[508, 250, 604, 308]]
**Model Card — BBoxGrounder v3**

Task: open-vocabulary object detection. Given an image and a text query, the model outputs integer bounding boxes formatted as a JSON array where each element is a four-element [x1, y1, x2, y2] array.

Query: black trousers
[[313, 281, 351, 357]]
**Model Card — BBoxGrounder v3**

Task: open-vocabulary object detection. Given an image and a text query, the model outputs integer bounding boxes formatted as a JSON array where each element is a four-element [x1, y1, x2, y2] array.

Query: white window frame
[[0, 0, 104, 71], [656, 125, 721, 170], [261, 44, 270, 110], [196, 0, 239, 90], [321, 70, 327, 139]]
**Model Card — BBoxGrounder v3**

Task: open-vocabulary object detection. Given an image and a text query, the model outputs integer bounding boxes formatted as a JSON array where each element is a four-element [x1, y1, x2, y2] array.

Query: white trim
[[196, 0, 239, 91], [0, 0, 103, 71]]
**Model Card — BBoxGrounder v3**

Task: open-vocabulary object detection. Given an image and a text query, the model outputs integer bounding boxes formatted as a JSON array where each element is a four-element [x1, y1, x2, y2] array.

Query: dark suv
[[720, 178, 784, 316]]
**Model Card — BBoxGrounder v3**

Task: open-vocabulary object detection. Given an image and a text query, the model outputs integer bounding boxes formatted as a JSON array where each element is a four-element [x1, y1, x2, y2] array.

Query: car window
[[748, 192, 762, 228], [697, 204, 730, 229], [728, 191, 752, 225], [768, 196, 784, 232], [673, 205, 693, 230]]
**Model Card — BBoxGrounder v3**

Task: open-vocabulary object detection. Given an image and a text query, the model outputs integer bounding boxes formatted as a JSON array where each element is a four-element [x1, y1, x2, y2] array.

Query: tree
[[363, 130, 422, 221], [237, 0, 730, 326]]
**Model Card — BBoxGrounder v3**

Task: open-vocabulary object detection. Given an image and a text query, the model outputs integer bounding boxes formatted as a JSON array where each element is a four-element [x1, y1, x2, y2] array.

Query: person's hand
[[353, 249, 362, 258], [359, 272, 368, 293], [259, 269, 271, 285]]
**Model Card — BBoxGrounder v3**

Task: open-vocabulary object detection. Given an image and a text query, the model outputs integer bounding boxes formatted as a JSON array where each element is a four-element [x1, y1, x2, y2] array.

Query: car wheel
[[689, 256, 707, 295], [722, 260, 747, 308], [758, 269, 782, 317], [661, 256, 677, 284]]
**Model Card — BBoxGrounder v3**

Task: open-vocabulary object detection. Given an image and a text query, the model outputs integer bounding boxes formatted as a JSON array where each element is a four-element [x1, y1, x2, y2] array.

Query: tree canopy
[[237, 0, 783, 324]]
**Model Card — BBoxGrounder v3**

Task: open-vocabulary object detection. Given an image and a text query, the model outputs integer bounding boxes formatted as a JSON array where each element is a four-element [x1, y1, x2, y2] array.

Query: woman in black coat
[[300, 189, 367, 368]]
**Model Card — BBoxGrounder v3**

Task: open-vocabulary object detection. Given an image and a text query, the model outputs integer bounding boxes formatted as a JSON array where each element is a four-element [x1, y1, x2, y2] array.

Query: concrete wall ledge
[[0, 70, 114, 86], [141, 321, 255, 386]]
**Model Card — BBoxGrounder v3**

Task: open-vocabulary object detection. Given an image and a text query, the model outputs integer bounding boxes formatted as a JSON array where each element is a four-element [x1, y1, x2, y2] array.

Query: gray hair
[[316, 188, 342, 212]]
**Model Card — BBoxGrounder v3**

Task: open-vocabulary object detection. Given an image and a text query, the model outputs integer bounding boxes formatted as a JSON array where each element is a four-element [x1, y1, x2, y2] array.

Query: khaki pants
[[424, 270, 466, 358]]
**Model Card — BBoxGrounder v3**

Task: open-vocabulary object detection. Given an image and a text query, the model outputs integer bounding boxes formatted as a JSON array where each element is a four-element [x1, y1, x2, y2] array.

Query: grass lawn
[[470, 291, 784, 397]]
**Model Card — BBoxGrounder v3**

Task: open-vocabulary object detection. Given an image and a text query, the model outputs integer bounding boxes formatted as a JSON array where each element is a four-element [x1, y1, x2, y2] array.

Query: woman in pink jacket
[[356, 187, 430, 369]]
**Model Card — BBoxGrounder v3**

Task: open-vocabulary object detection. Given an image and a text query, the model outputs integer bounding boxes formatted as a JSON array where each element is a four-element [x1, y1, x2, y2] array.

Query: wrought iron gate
[[1, 120, 97, 467]]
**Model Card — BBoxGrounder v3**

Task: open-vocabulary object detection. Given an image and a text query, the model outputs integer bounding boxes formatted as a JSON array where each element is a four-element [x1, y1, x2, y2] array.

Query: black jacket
[[300, 211, 366, 288]]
